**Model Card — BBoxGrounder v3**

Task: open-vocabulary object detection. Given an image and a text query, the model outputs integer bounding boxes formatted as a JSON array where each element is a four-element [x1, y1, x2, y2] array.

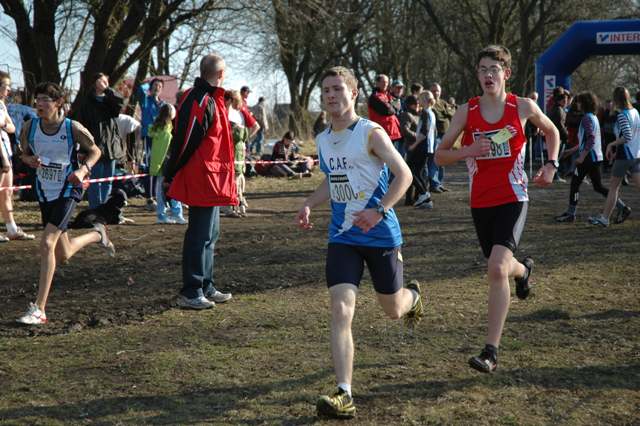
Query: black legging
[[406, 145, 429, 195], [569, 155, 608, 206]]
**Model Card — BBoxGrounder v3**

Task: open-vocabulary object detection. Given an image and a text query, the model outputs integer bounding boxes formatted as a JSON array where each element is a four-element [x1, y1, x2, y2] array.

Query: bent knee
[[487, 262, 509, 282]]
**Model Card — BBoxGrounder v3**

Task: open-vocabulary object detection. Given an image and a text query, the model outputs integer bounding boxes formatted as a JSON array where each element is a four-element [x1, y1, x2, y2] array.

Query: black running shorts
[[39, 197, 78, 231], [326, 243, 403, 295], [471, 201, 528, 259]]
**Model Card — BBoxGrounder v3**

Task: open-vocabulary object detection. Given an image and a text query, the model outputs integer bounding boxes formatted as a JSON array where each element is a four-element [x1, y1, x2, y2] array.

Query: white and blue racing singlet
[[28, 118, 80, 202], [578, 112, 603, 162], [614, 108, 640, 160], [317, 118, 402, 247]]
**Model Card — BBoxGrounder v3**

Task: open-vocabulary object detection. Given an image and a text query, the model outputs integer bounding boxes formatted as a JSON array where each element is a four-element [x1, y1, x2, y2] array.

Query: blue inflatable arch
[[535, 19, 640, 112]]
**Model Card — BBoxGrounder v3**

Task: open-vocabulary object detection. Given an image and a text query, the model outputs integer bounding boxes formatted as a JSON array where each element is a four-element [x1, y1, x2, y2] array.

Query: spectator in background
[[313, 111, 328, 137], [430, 82, 455, 192], [564, 94, 583, 176], [0, 71, 34, 241], [164, 53, 235, 310], [149, 103, 185, 225], [399, 95, 420, 205], [410, 83, 424, 97], [548, 91, 569, 181], [633, 90, 640, 111], [136, 78, 165, 210], [525, 91, 542, 163], [250, 96, 269, 156], [390, 80, 404, 113], [7, 90, 36, 144], [239, 86, 260, 141], [225, 89, 249, 218], [368, 74, 403, 156], [73, 72, 125, 208], [270, 131, 313, 178]]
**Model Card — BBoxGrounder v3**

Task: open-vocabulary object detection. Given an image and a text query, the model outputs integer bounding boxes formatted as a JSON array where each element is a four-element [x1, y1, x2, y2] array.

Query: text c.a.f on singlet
[[462, 93, 528, 208], [316, 117, 402, 248]]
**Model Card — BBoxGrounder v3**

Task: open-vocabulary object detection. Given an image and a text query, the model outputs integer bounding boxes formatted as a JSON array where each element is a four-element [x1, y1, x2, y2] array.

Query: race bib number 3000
[[329, 174, 364, 203], [37, 163, 65, 184]]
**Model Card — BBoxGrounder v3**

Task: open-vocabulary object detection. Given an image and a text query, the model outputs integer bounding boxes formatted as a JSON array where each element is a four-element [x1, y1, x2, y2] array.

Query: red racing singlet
[[461, 93, 528, 208]]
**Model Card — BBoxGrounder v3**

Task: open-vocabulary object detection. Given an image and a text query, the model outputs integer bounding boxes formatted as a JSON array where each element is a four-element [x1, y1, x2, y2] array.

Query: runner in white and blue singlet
[[297, 66, 425, 420], [317, 117, 402, 248], [589, 86, 640, 227], [16, 82, 115, 326]]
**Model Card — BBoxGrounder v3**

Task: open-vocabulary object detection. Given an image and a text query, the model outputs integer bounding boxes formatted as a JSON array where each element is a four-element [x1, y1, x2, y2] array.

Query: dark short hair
[[410, 83, 423, 93], [92, 72, 108, 83], [283, 130, 295, 140], [405, 95, 418, 106], [576, 91, 598, 113], [34, 82, 65, 101], [258, 96, 265, 103], [241, 85, 250, 93], [476, 45, 511, 69], [150, 78, 163, 88]]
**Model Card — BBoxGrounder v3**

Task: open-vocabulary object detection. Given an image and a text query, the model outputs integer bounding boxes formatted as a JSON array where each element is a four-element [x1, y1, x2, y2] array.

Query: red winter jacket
[[367, 89, 402, 141], [165, 78, 238, 207]]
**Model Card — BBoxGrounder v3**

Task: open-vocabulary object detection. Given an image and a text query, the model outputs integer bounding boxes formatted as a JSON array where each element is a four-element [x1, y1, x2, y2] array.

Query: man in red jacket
[[368, 74, 403, 156], [165, 53, 237, 309]]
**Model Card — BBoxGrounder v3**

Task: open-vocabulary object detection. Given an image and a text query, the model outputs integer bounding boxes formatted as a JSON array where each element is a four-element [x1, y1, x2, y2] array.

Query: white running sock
[[337, 383, 351, 397], [6, 221, 17, 235]]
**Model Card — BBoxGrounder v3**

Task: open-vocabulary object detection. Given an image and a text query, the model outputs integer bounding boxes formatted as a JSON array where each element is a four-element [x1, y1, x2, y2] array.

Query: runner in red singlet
[[435, 45, 560, 373]]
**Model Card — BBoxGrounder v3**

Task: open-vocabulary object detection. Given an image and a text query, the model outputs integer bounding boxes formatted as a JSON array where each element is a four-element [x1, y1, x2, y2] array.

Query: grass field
[[0, 164, 639, 425]]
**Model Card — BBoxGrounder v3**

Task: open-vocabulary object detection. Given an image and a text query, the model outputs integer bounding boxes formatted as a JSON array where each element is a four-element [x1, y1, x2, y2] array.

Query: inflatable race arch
[[535, 19, 640, 112]]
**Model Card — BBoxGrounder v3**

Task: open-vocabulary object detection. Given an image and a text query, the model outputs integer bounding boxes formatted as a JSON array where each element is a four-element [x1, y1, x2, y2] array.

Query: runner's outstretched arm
[[297, 178, 330, 229]]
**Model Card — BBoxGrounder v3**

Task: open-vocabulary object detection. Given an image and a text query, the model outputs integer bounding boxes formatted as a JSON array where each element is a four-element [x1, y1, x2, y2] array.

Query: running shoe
[[177, 295, 214, 310], [316, 388, 356, 419], [588, 214, 609, 227], [515, 257, 534, 300], [16, 302, 48, 325], [93, 223, 116, 257], [170, 216, 188, 225], [613, 205, 631, 224], [469, 346, 498, 373], [7, 227, 35, 240], [0, 233, 8, 243], [413, 192, 432, 207], [205, 289, 232, 303], [431, 186, 444, 194], [416, 200, 434, 210], [157, 216, 177, 224], [554, 212, 575, 223], [404, 280, 424, 328]]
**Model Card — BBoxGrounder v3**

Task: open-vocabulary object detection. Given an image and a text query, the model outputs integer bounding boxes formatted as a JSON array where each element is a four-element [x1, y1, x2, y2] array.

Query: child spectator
[[224, 90, 248, 217], [149, 103, 185, 224]]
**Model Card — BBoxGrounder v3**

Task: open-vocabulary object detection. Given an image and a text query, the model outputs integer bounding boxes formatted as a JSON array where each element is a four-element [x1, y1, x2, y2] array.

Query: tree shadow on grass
[[509, 308, 640, 323], [0, 366, 365, 425], [367, 363, 640, 401]]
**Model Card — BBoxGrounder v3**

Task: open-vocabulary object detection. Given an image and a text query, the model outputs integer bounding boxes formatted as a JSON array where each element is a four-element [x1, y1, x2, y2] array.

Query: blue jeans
[[250, 129, 264, 155], [426, 154, 441, 189], [87, 159, 116, 208], [155, 176, 183, 220], [181, 206, 220, 299]]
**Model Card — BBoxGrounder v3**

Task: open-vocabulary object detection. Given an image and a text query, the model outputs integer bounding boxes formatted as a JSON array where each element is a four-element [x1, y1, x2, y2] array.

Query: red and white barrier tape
[[0, 173, 148, 192], [0, 159, 320, 191]]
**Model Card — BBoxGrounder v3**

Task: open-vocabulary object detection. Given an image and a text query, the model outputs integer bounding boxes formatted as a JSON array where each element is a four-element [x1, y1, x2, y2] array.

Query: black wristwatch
[[375, 203, 387, 218], [545, 159, 559, 169]]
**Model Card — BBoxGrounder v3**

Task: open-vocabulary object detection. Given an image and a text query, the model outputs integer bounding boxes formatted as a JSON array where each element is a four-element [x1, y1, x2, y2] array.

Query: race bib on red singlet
[[474, 129, 511, 160]]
